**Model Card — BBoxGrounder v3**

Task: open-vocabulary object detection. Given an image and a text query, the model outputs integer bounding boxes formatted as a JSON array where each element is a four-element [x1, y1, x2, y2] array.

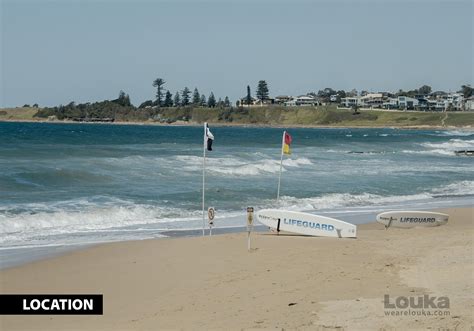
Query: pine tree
[[117, 90, 131, 107], [224, 96, 230, 107], [174, 92, 181, 107], [208, 92, 216, 108], [164, 91, 173, 107], [192, 88, 200, 106], [246, 85, 252, 106], [152, 78, 166, 107], [200, 94, 207, 107], [182, 87, 191, 106], [256, 80, 269, 103]]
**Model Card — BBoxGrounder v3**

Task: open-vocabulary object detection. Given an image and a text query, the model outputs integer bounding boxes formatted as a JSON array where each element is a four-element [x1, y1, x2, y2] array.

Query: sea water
[[0, 122, 473, 265]]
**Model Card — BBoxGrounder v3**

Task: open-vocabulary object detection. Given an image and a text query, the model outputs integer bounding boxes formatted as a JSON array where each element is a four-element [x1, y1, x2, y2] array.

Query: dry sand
[[0, 207, 472, 330]]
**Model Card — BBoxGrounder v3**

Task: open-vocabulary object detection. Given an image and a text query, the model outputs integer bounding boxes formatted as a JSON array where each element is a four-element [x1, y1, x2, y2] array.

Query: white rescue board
[[376, 211, 449, 228], [256, 209, 357, 238]]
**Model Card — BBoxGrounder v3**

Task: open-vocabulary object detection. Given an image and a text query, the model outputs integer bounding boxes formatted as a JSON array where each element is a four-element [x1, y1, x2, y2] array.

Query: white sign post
[[247, 207, 254, 251], [208, 207, 215, 236]]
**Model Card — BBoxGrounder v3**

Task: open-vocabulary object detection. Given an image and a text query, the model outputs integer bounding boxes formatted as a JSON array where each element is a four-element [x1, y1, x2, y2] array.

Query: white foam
[[0, 198, 201, 245], [1, 181, 472, 248], [401, 149, 455, 156], [420, 139, 474, 150], [255, 180, 474, 213], [436, 130, 474, 137], [178, 156, 313, 176], [431, 180, 474, 197]]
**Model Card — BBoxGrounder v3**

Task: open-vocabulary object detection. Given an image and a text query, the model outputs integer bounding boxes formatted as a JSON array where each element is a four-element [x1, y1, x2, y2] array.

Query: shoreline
[[1, 206, 472, 330], [2, 201, 472, 271], [1, 117, 473, 130]]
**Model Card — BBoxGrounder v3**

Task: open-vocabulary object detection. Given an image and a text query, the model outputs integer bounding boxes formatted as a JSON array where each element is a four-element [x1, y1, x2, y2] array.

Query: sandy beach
[[0, 207, 472, 330]]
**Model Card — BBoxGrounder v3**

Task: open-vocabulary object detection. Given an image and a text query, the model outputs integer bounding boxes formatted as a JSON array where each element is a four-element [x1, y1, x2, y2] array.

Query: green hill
[[2, 104, 474, 128]]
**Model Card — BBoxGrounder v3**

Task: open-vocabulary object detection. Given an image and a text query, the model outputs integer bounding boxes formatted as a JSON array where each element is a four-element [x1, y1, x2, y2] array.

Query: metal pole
[[277, 131, 285, 200], [247, 231, 250, 251], [202, 123, 206, 236]]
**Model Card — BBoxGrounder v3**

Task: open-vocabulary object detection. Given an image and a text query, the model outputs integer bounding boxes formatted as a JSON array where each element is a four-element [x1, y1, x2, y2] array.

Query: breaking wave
[[176, 155, 314, 176], [259, 180, 474, 212], [1, 181, 472, 247], [420, 139, 474, 150], [435, 130, 474, 137]]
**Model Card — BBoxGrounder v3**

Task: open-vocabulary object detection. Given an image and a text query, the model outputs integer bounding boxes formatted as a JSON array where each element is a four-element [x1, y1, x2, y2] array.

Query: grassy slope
[[1, 105, 474, 127], [190, 105, 474, 127], [0, 107, 41, 120]]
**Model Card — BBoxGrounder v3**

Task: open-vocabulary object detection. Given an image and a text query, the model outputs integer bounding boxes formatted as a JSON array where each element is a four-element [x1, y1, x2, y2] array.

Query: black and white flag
[[205, 124, 214, 151]]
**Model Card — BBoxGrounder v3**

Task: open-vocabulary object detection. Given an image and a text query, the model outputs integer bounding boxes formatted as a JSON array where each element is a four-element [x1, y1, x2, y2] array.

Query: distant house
[[239, 96, 259, 106], [383, 98, 399, 109], [275, 95, 293, 104], [285, 95, 318, 107], [360, 93, 384, 108], [442, 93, 464, 110], [382, 96, 419, 110], [257, 97, 275, 105], [465, 96, 474, 111], [329, 95, 338, 102], [397, 96, 419, 110], [340, 97, 361, 108], [425, 100, 445, 111]]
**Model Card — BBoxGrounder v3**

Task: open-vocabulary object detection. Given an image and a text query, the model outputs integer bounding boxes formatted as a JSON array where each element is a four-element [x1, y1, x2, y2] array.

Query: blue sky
[[1, 0, 472, 107]]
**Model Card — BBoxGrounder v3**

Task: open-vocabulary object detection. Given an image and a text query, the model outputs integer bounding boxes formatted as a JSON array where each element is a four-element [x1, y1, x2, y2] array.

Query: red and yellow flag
[[282, 131, 292, 155]]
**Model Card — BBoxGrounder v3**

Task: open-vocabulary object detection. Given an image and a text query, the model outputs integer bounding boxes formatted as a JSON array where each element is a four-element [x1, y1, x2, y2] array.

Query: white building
[[383, 96, 419, 110], [442, 93, 464, 110], [465, 96, 474, 111], [360, 93, 384, 108], [285, 95, 317, 106], [339, 97, 361, 108]]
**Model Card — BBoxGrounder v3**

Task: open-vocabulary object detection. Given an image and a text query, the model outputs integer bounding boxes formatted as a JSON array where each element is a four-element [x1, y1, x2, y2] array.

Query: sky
[[1, 0, 472, 107]]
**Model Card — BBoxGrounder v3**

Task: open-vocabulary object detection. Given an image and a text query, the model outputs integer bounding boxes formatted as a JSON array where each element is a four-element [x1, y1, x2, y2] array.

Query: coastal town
[[239, 87, 474, 112]]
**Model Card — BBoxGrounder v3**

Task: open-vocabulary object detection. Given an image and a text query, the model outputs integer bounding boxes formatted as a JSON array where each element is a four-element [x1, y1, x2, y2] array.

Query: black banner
[[0, 294, 103, 315]]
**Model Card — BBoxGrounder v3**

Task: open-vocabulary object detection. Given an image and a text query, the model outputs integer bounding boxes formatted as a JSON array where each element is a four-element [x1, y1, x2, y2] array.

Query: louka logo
[[383, 294, 450, 317], [0, 294, 103, 315]]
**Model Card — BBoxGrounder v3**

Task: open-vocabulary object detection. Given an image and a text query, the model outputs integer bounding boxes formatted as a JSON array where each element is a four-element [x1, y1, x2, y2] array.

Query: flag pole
[[202, 122, 207, 236], [277, 130, 285, 201]]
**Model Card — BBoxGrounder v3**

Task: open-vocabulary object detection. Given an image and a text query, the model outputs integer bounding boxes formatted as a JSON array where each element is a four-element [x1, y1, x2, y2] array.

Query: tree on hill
[[396, 89, 407, 97], [138, 100, 154, 108], [418, 85, 432, 95], [192, 88, 201, 106], [163, 91, 173, 107], [174, 92, 181, 107], [152, 78, 166, 107], [246, 85, 252, 105], [346, 89, 358, 97], [115, 90, 131, 107], [460, 84, 473, 98], [256, 80, 269, 103], [208, 92, 216, 108], [200, 94, 207, 107], [336, 90, 346, 103], [181, 87, 191, 106], [224, 96, 230, 107]]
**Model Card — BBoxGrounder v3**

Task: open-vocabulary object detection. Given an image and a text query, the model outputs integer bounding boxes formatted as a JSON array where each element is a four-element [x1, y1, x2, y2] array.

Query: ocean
[[0, 122, 473, 267]]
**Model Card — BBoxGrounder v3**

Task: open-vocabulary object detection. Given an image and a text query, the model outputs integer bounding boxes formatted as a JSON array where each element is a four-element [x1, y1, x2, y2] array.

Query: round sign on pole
[[208, 207, 215, 225], [247, 207, 254, 227], [246, 207, 254, 251]]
